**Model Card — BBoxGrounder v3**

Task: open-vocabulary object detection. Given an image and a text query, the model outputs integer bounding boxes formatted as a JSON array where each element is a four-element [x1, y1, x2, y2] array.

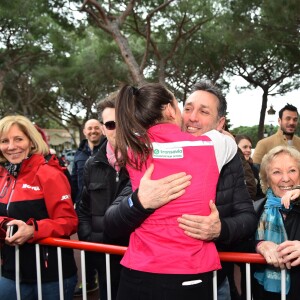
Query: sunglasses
[[101, 121, 116, 130]]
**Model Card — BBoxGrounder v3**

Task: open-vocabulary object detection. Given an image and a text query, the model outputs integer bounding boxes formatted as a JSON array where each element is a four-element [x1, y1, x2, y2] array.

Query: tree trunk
[[110, 23, 146, 86], [0, 70, 5, 96], [257, 90, 268, 140]]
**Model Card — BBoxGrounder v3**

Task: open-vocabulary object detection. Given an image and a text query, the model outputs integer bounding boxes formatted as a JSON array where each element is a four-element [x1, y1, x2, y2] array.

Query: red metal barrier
[[38, 237, 266, 264]]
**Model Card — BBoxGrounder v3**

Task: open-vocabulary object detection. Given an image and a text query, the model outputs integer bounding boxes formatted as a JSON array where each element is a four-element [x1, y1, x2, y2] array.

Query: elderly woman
[[0, 115, 78, 300], [253, 145, 300, 300]]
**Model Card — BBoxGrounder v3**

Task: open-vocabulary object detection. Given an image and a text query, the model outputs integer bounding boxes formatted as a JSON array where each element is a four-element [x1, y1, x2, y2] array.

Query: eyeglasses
[[101, 121, 116, 130]]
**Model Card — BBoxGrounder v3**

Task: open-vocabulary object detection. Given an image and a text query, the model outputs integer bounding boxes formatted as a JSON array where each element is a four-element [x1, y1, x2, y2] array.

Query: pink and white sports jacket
[[121, 123, 237, 274]]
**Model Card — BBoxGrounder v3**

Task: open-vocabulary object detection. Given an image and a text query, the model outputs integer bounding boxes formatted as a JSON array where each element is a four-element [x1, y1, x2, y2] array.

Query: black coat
[[71, 139, 102, 203], [284, 205, 300, 300], [76, 140, 129, 245]]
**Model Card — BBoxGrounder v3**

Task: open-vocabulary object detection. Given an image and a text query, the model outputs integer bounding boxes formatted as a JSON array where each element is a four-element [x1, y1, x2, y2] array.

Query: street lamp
[[264, 105, 277, 137], [267, 105, 276, 116]]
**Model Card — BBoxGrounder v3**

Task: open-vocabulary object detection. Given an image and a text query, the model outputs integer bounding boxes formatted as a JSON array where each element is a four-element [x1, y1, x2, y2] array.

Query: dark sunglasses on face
[[101, 121, 116, 130]]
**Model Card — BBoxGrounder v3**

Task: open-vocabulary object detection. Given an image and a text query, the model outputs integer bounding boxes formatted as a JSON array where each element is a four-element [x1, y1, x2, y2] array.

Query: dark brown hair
[[115, 83, 175, 170]]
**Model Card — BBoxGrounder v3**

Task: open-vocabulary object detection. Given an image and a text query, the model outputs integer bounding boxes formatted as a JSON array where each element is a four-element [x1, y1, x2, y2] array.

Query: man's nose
[[189, 110, 198, 121]]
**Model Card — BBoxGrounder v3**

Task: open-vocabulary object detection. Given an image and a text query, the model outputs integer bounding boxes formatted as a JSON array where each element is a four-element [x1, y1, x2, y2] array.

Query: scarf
[[106, 142, 120, 172], [254, 188, 290, 294], [4, 162, 22, 177]]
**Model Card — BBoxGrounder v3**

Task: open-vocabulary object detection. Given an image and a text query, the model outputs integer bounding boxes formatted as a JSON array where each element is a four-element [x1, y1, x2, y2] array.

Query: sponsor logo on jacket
[[22, 184, 40, 191], [61, 194, 71, 201]]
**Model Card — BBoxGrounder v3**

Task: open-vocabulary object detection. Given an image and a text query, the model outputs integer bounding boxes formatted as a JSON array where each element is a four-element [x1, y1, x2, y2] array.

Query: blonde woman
[[0, 115, 78, 300]]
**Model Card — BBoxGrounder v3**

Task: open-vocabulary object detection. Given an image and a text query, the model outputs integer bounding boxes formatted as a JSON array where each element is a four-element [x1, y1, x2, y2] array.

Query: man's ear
[[100, 124, 106, 136], [216, 116, 226, 131]]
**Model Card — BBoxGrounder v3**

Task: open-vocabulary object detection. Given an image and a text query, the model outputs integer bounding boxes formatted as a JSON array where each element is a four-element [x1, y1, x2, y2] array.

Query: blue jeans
[[0, 274, 77, 300], [217, 277, 231, 300]]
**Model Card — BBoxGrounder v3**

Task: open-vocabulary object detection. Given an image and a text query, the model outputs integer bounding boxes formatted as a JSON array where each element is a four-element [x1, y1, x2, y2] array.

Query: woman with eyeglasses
[[0, 115, 78, 300], [76, 96, 130, 300], [114, 83, 237, 300]]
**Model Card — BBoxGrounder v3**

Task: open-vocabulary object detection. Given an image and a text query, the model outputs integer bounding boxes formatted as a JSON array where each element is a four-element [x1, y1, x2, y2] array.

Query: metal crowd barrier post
[[281, 269, 286, 300], [57, 247, 64, 300], [80, 250, 87, 300], [246, 263, 251, 300], [106, 253, 112, 300], [15, 245, 21, 300], [35, 244, 42, 300], [212, 271, 217, 300]]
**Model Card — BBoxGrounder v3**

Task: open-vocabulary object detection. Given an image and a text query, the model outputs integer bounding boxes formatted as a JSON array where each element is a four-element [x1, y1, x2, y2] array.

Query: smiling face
[[267, 152, 300, 198], [182, 90, 225, 136], [238, 138, 252, 161], [279, 110, 298, 136], [83, 119, 102, 146], [0, 124, 33, 164]]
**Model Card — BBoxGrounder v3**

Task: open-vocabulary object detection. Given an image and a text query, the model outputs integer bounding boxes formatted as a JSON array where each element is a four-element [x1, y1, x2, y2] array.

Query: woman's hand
[[277, 240, 300, 267], [281, 189, 300, 209], [5, 220, 34, 246], [256, 241, 288, 269]]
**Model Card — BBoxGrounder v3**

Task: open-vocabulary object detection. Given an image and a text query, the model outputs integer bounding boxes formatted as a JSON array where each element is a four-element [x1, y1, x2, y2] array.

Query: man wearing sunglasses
[[76, 97, 130, 300]]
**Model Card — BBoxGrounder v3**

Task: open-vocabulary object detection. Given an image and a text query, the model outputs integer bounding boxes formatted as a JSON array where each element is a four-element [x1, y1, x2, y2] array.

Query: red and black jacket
[[0, 154, 78, 283]]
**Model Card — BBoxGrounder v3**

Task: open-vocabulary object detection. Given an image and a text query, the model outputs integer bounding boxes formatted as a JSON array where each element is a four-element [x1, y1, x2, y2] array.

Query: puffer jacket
[[76, 139, 129, 246]]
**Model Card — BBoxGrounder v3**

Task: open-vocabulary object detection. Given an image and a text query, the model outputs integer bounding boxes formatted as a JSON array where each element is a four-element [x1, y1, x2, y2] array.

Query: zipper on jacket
[[113, 161, 120, 183], [0, 175, 11, 198], [6, 178, 16, 212]]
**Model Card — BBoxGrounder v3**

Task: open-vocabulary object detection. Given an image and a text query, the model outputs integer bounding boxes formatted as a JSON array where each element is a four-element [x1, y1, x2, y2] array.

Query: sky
[[226, 77, 300, 129]]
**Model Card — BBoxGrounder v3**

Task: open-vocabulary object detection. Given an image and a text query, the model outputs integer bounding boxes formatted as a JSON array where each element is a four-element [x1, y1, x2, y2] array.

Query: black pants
[[117, 267, 213, 300]]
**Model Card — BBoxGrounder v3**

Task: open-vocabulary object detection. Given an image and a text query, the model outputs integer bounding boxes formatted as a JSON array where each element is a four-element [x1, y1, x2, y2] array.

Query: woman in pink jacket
[[114, 83, 237, 300]]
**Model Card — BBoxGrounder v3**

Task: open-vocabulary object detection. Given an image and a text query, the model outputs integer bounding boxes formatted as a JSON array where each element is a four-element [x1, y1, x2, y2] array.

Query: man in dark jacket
[[71, 119, 103, 205], [77, 97, 129, 300], [104, 80, 257, 300], [71, 119, 103, 296]]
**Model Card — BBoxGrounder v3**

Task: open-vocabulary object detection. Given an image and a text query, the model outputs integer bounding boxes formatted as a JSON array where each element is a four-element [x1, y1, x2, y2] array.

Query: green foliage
[[231, 125, 260, 147], [0, 0, 299, 140], [231, 124, 281, 147]]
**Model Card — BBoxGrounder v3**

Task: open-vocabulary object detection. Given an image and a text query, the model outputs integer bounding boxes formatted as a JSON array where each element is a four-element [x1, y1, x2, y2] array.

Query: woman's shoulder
[[37, 154, 65, 175]]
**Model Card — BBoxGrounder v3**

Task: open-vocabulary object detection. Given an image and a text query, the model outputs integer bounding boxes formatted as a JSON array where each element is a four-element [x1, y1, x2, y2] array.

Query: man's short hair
[[97, 91, 117, 122], [190, 80, 227, 118], [279, 103, 298, 119]]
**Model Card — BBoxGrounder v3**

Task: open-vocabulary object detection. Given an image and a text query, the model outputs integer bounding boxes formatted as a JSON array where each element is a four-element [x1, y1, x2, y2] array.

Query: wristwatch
[[292, 185, 300, 190]]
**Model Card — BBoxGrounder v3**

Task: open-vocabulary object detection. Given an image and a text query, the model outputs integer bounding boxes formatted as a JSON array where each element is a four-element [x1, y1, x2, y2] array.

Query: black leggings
[[116, 267, 213, 300]]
